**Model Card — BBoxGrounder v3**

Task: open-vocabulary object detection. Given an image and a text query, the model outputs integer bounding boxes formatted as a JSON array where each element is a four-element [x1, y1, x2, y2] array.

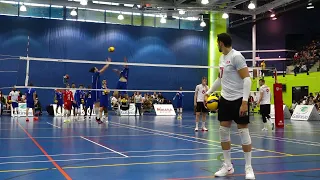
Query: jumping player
[[63, 84, 73, 122], [113, 57, 129, 95], [257, 79, 274, 131], [84, 85, 94, 119], [89, 58, 111, 122], [8, 87, 21, 117], [205, 33, 254, 179], [25, 83, 38, 121], [173, 87, 184, 120], [54, 89, 63, 115], [194, 77, 209, 131], [98, 80, 110, 123]]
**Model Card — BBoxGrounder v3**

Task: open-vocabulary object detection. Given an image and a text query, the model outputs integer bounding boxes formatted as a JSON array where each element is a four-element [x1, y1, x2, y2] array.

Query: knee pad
[[219, 126, 231, 142], [238, 128, 251, 145]]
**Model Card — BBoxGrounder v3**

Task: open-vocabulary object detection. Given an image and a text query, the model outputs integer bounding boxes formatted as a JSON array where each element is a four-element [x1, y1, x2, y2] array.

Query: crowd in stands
[[293, 40, 320, 73], [290, 92, 320, 113]]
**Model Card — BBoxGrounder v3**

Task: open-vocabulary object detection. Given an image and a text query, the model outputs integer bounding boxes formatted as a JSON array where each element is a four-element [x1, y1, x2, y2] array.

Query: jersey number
[[219, 67, 224, 78]]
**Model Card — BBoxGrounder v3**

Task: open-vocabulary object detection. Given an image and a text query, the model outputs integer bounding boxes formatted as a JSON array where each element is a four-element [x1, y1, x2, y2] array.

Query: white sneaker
[[214, 163, 234, 177], [245, 165, 255, 179], [202, 127, 208, 131], [262, 128, 268, 131], [194, 127, 199, 132]]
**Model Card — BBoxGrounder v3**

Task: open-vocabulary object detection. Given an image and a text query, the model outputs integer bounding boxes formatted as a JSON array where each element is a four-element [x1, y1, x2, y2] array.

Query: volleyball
[[108, 46, 115, 52], [206, 95, 219, 111]]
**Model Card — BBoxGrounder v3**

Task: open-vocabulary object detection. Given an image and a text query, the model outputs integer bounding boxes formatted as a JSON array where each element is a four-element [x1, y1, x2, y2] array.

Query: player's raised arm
[[99, 57, 112, 74]]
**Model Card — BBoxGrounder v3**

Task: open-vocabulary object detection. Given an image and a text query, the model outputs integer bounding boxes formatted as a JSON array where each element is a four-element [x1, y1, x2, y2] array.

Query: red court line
[[166, 168, 320, 180], [17, 121, 72, 180]]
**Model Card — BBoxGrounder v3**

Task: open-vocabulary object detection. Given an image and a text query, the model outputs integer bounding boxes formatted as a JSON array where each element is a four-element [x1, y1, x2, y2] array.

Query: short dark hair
[[217, 33, 232, 47], [79, 84, 83, 87], [259, 79, 265, 83], [202, 76, 207, 80], [89, 67, 95, 73]]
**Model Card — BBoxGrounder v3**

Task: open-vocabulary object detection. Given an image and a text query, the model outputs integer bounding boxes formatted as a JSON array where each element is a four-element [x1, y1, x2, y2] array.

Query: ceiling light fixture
[[248, 1, 256, 9], [70, 9, 77, 16], [222, 13, 229, 19]]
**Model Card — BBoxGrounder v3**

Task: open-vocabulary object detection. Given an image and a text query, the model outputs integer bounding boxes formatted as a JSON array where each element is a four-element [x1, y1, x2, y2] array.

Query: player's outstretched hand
[[124, 56, 127, 62], [107, 57, 112, 62]]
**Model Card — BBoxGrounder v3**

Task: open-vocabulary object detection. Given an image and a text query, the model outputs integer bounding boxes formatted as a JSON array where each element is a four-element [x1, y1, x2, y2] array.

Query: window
[[156, 16, 179, 29], [180, 19, 203, 31], [19, 3, 50, 18], [132, 13, 141, 26], [66, 7, 77, 21], [143, 14, 154, 27], [78, 8, 104, 23], [0, 1, 18, 16], [105, 11, 131, 25], [51, 5, 63, 20]]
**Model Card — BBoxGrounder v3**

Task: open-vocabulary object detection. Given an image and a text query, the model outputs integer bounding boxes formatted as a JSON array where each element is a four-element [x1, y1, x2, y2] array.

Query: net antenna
[[25, 35, 30, 87]]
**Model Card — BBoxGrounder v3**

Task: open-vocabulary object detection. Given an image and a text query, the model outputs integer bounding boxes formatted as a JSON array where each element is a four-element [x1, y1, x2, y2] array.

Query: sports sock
[[263, 123, 267, 129], [223, 150, 232, 167], [244, 152, 252, 167], [196, 122, 199, 128], [202, 121, 206, 128]]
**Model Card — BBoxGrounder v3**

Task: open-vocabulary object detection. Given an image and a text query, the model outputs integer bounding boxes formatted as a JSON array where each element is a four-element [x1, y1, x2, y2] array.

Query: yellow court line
[[111, 122, 293, 156], [1, 154, 320, 173]]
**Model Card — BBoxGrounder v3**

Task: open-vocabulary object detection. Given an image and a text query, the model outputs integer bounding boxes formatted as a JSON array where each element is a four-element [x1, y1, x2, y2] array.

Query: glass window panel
[[66, 7, 77, 21], [143, 14, 154, 27], [51, 6, 63, 19], [78, 8, 104, 22], [0, 2, 18, 16], [105, 12, 131, 25], [156, 17, 179, 29], [180, 19, 203, 31], [132, 13, 141, 26], [19, 4, 50, 18]]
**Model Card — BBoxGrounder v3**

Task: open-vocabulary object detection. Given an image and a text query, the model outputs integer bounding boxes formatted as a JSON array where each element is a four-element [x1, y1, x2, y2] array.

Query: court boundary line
[[46, 122, 61, 128], [16, 121, 72, 180], [110, 122, 292, 156], [80, 136, 129, 157]]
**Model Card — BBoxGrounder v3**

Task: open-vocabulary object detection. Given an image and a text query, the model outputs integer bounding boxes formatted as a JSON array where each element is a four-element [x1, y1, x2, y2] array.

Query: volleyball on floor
[[206, 95, 219, 111], [108, 46, 115, 52]]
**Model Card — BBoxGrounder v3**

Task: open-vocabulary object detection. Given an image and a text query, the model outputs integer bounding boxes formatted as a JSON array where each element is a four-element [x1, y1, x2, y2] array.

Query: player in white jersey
[[205, 33, 255, 179], [194, 77, 209, 131], [257, 79, 274, 131], [8, 87, 21, 117]]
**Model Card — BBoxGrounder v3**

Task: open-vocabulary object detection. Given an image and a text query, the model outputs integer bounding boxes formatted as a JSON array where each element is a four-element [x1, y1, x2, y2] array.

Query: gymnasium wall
[[254, 72, 320, 107], [0, 16, 209, 110]]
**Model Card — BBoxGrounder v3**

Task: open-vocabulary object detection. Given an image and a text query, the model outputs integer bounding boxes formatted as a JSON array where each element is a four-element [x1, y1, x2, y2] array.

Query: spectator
[[260, 60, 266, 76]]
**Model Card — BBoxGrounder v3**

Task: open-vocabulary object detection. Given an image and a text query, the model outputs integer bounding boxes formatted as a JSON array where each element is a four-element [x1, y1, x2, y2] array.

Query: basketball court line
[[16, 121, 72, 180], [0, 147, 223, 159], [165, 167, 320, 180], [1, 153, 320, 173], [46, 122, 61, 128], [0, 150, 249, 165], [80, 136, 129, 157], [110, 122, 292, 156]]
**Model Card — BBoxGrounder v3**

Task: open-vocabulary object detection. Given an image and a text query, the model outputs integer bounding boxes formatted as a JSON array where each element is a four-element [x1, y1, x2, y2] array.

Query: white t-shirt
[[111, 96, 118, 104], [9, 91, 20, 102], [259, 85, 271, 105], [71, 89, 76, 98], [219, 49, 247, 101], [134, 95, 143, 103], [195, 84, 208, 102]]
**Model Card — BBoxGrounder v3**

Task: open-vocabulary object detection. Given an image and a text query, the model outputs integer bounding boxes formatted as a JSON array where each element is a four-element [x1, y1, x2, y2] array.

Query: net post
[[24, 36, 30, 87], [273, 68, 284, 129]]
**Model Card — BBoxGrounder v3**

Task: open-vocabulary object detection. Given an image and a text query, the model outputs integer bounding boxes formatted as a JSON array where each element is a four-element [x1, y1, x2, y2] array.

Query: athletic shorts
[[64, 101, 72, 111], [117, 81, 127, 94], [260, 104, 271, 115], [177, 101, 183, 108], [27, 101, 34, 108], [91, 91, 100, 103], [57, 101, 63, 106], [196, 102, 208, 113], [12, 102, 18, 108], [86, 103, 93, 110], [218, 97, 250, 124], [100, 100, 108, 108]]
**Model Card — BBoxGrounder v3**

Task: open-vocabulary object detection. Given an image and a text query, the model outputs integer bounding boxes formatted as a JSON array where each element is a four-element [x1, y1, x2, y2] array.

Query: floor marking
[[250, 133, 320, 145], [249, 134, 320, 146], [110, 122, 221, 148], [0, 151, 247, 165], [16, 121, 72, 180], [165, 167, 320, 180], [46, 122, 61, 128], [80, 136, 129, 157], [0, 147, 222, 159], [1, 154, 320, 173], [111, 122, 292, 156]]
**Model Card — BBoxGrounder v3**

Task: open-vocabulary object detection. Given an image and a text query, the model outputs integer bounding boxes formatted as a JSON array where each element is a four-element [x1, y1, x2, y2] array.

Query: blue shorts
[[117, 81, 127, 94], [27, 102, 34, 108], [86, 103, 93, 110], [57, 101, 63, 106], [100, 100, 108, 108], [177, 101, 183, 108], [12, 102, 18, 108], [73, 102, 80, 108], [91, 91, 100, 103]]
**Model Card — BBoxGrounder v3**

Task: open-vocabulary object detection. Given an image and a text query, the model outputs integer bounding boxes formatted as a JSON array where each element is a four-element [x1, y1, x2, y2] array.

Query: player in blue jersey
[[74, 84, 84, 117], [84, 85, 94, 119], [79, 85, 86, 113], [113, 57, 129, 95], [98, 80, 110, 124], [54, 89, 63, 114], [173, 87, 184, 120], [25, 83, 37, 121], [89, 58, 111, 120]]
